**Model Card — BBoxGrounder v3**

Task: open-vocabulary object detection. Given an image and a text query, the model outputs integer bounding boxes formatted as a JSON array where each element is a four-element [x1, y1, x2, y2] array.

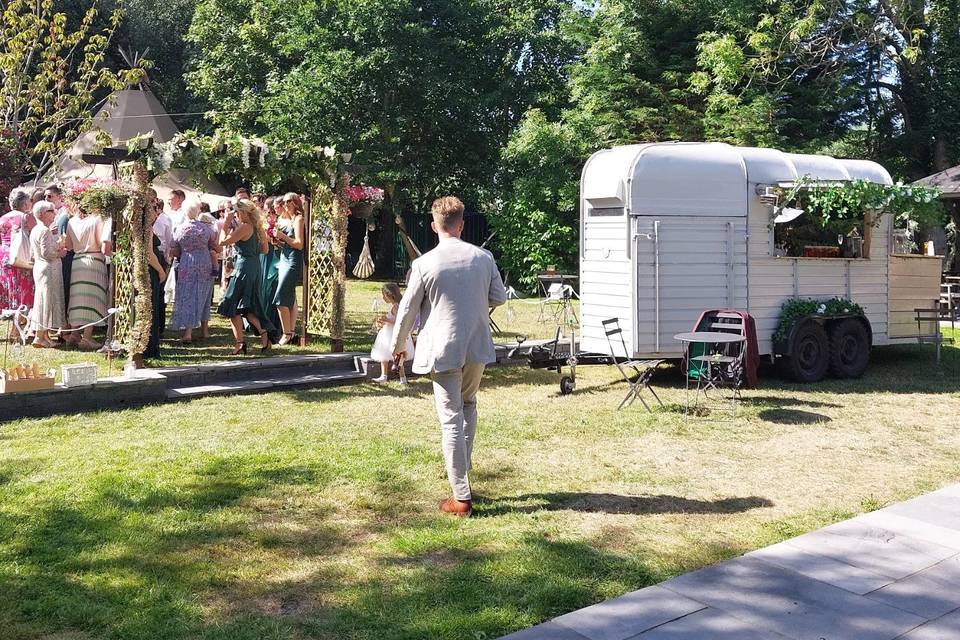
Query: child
[[370, 282, 414, 384]]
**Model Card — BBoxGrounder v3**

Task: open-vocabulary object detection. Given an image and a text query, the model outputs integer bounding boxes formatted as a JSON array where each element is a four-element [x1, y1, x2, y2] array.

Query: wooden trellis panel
[[306, 196, 336, 337]]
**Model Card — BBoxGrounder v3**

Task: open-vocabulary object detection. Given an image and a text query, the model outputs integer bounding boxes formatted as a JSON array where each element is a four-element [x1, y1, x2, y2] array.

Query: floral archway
[[107, 131, 357, 360]]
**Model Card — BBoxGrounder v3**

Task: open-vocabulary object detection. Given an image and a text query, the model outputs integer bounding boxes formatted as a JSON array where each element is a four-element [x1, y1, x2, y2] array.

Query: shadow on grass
[[344, 535, 663, 640], [476, 492, 774, 517], [758, 409, 832, 424], [740, 396, 842, 409], [0, 455, 346, 640], [0, 451, 712, 640]]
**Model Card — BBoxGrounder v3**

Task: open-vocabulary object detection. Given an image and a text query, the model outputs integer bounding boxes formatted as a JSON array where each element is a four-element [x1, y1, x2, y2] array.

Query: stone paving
[[501, 483, 960, 640]]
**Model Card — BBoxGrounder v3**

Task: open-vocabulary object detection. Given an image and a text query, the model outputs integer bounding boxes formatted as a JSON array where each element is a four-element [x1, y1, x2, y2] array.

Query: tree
[[487, 110, 585, 289], [185, 0, 577, 215], [693, 0, 960, 177], [490, 0, 710, 288], [565, 0, 712, 146], [0, 0, 145, 179]]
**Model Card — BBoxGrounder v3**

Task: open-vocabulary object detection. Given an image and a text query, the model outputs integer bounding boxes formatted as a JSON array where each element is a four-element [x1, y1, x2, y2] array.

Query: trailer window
[[589, 207, 624, 217], [772, 214, 870, 259]]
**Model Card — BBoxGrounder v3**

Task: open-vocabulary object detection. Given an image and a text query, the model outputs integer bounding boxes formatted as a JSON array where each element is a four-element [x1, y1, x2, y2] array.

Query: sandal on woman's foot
[[259, 331, 272, 354], [278, 332, 294, 346], [231, 342, 248, 356]]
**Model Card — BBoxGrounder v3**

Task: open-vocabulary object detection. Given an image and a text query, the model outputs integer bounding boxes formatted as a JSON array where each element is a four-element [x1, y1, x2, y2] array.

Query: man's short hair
[[431, 196, 465, 231], [171, 189, 186, 201], [235, 187, 251, 198], [44, 186, 62, 197]]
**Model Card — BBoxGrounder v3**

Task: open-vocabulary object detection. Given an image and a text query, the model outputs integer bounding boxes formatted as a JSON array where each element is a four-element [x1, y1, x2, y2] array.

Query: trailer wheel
[[783, 321, 830, 382], [828, 319, 870, 378], [559, 376, 575, 395]]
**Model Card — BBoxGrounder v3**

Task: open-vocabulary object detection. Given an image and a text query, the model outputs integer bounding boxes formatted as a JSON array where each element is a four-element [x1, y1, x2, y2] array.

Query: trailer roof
[[582, 142, 893, 217]]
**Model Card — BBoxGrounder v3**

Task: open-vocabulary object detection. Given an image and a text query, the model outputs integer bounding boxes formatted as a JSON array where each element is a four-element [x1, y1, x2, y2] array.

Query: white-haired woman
[[0, 188, 36, 314], [170, 198, 218, 343], [28, 201, 66, 348]]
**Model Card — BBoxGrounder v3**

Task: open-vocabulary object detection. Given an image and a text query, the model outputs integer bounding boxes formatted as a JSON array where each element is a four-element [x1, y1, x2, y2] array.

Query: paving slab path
[[501, 483, 960, 640]]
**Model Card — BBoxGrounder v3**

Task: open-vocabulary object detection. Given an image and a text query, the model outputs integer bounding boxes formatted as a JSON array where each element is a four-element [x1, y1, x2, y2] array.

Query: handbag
[[6, 214, 33, 269]]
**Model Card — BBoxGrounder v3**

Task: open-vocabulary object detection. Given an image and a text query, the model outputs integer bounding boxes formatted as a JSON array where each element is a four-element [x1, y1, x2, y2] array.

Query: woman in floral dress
[[0, 188, 36, 313], [170, 200, 218, 342]]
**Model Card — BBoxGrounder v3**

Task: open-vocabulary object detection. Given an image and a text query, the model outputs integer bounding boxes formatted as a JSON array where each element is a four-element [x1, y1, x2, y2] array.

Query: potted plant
[[66, 178, 132, 217], [344, 184, 384, 219]]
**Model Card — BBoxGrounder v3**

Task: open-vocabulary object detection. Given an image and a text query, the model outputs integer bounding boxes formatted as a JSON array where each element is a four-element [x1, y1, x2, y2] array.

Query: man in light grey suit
[[392, 196, 507, 517]]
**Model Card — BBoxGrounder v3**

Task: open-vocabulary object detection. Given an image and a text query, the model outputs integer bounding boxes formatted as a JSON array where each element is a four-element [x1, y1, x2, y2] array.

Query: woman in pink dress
[[0, 188, 36, 312]]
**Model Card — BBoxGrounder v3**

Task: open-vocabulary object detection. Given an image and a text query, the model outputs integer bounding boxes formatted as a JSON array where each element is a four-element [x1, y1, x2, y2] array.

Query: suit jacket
[[392, 237, 507, 374]]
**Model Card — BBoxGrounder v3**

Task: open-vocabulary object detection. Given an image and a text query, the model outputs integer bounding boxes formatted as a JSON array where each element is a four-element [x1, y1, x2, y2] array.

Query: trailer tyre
[[560, 376, 575, 395], [784, 322, 830, 383], [828, 319, 870, 378]]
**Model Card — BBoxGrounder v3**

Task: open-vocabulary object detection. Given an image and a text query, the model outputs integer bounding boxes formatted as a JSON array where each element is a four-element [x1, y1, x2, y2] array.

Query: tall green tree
[[693, 0, 960, 177], [490, 0, 710, 288], [566, 0, 712, 146], [185, 0, 576, 214]]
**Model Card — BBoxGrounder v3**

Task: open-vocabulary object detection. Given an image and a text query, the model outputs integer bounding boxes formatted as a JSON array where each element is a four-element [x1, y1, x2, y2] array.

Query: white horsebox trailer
[[578, 142, 942, 381]]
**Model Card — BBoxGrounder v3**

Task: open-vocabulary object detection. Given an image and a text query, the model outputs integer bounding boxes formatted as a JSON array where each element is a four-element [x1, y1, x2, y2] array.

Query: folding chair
[[689, 312, 747, 413], [602, 318, 664, 411], [915, 308, 955, 365]]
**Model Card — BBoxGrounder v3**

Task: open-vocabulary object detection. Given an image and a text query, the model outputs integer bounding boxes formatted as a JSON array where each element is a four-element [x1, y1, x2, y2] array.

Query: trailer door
[[634, 216, 748, 357]]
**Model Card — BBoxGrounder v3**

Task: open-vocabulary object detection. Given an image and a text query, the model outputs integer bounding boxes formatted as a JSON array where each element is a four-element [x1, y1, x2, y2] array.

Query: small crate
[[1, 368, 56, 394], [61, 363, 98, 388]]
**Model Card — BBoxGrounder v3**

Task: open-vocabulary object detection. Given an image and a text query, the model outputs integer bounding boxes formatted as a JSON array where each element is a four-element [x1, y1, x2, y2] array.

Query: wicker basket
[[61, 363, 98, 388]]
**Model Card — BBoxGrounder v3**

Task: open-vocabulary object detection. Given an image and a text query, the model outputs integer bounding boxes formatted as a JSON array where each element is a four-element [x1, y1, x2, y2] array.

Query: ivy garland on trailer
[[777, 178, 945, 231], [773, 297, 865, 343]]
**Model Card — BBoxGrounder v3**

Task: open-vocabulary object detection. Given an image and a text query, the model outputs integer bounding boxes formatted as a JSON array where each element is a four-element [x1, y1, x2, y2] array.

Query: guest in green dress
[[216, 200, 274, 355], [259, 196, 281, 339], [273, 193, 306, 346]]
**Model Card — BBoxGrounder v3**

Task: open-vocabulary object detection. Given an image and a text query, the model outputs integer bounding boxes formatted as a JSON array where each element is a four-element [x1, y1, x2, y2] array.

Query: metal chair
[[602, 318, 664, 411], [915, 308, 955, 364], [689, 312, 747, 412]]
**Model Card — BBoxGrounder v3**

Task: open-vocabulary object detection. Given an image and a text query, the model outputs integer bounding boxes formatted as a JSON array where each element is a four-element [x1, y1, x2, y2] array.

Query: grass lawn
[[0, 322, 958, 639], [5, 279, 561, 376]]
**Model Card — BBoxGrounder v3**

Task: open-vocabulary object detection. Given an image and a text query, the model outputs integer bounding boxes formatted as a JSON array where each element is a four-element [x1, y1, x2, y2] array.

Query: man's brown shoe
[[439, 497, 472, 517]]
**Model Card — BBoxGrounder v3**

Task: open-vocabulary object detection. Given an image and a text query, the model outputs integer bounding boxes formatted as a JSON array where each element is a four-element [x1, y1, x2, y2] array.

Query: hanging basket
[[350, 202, 375, 219], [67, 180, 132, 218], [91, 195, 129, 218]]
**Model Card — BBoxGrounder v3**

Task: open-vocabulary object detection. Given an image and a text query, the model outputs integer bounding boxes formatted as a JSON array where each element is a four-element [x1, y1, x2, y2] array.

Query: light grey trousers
[[431, 362, 486, 501]]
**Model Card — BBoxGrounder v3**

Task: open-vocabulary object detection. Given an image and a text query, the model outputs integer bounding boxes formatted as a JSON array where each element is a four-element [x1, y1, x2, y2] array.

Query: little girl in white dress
[[371, 282, 415, 384]]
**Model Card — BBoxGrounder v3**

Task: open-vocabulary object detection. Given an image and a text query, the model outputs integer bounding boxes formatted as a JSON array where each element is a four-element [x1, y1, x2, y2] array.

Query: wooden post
[[127, 161, 153, 366], [300, 192, 312, 348], [329, 169, 351, 352]]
